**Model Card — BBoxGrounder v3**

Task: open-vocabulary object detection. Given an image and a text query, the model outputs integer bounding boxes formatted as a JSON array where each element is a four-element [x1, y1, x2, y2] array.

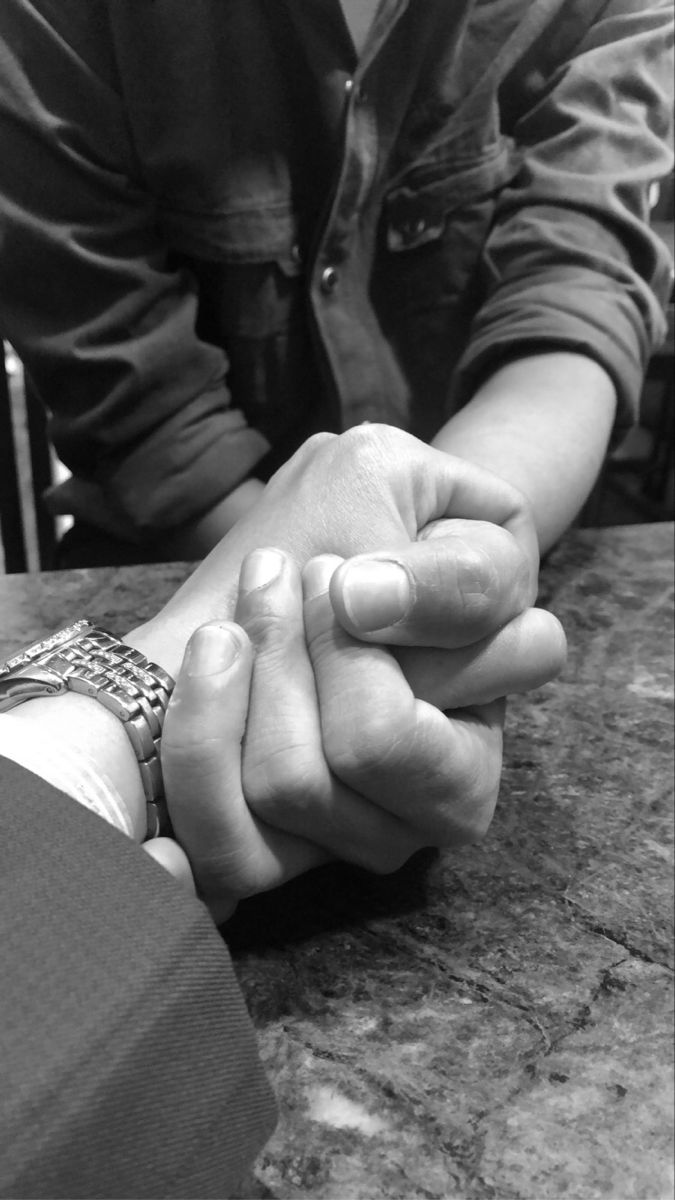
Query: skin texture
[[128, 424, 543, 677], [160, 539, 563, 917], [124, 421, 569, 906], [6, 421, 567, 906], [432, 353, 618, 553], [102, 351, 614, 564]]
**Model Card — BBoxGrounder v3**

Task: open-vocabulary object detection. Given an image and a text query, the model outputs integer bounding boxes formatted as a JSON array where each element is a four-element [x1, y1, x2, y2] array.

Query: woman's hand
[[159, 611, 329, 922]]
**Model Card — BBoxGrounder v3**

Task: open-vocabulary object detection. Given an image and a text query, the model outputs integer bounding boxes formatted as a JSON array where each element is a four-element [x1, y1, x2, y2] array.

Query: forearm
[[0, 413, 566, 852], [433, 352, 617, 553], [160, 478, 266, 559]]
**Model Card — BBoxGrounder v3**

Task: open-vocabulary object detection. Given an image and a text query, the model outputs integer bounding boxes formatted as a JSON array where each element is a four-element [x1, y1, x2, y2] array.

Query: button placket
[[311, 55, 388, 413]]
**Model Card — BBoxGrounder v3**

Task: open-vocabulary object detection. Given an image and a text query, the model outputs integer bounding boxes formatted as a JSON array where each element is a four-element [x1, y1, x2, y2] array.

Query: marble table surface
[[1, 524, 673, 1200]]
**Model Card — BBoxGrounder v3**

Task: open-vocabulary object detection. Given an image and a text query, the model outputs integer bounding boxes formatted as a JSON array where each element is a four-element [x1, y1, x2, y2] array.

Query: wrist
[[0, 696, 146, 839], [434, 352, 616, 552], [162, 479, 266, 560]]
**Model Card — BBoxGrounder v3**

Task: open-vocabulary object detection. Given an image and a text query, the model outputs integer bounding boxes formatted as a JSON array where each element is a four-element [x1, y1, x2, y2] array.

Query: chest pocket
[[170, 228, 322, 459], [375, 135, 520, 320], [384, 136, 518, 256]]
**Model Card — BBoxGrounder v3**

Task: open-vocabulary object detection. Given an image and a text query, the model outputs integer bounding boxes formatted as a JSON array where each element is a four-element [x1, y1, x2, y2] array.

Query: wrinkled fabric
[[0, 0, 672, 538], [0, 758, 277, 1197]]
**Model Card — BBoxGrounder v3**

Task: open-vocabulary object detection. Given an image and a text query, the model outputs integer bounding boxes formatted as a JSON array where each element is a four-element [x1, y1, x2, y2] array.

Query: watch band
[[0, 620, 175, 839]]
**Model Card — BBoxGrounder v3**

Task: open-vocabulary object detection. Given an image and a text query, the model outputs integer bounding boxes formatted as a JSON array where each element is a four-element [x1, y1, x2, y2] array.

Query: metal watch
[[0, 619, 175, 838]]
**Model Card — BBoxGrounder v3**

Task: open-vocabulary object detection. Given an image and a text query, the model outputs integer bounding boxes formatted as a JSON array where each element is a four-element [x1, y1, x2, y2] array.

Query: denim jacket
[[0, 0, 672, 536]]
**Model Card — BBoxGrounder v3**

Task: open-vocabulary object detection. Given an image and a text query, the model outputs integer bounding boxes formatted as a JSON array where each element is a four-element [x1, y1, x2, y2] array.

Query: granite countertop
[[1, 524, 673, 1200]]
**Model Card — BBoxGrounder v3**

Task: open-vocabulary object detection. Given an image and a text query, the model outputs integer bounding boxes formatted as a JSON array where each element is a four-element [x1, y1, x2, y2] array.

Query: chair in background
[[1, 342, 56, 572], [0, 343, 27, 572]]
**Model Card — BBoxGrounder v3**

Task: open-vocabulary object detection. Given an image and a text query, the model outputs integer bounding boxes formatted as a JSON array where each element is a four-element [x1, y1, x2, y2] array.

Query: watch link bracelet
[[0, 620, 175, 839]]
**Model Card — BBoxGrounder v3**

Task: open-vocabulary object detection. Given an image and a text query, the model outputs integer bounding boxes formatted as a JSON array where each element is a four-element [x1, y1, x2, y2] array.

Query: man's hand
[[160, 548, 564, 912], [125, 426, 566, 907], [328, 517, 565, 708], [236, 549, 506, 862], [130, 425, 542, 680]]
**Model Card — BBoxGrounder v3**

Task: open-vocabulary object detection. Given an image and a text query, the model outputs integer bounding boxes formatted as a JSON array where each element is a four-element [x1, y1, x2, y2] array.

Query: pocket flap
[[385, 138, 518, 251], [160, 203, 303, 273]]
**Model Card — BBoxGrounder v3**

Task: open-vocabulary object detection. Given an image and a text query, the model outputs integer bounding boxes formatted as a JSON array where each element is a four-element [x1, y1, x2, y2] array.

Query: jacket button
[[345, 78, 363, 101], [320, 266, 339, 294]]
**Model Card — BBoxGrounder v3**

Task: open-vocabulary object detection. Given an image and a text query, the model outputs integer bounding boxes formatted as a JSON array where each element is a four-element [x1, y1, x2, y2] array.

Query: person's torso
[[107, 0, 585, 453]]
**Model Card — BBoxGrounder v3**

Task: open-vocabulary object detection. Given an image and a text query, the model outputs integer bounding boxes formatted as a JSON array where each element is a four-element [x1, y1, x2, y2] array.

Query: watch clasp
[[0, 667, 69, 711]]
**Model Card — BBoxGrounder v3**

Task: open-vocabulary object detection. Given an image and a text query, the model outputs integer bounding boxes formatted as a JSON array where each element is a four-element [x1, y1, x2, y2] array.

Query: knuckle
[[338, 423, 399, 469], [339, 423, 379, 449], [243, 606, 297, 650], [336, 426, 379, 477], [409, 718, 502, 846], [304, 622, 338, 666], [163, 704, 217, 766], [244, 746, 327, 820], [323, 706, 413, 786], [304, 430, 337, 456], [270, 431, 336, 487]]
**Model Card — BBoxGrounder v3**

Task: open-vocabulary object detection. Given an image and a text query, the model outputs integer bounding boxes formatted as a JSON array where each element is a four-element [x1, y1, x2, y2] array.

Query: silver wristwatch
[[0, 620, 175, 839]]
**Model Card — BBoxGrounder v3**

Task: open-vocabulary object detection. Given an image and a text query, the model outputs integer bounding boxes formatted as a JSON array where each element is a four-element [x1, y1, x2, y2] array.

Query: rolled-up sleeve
[[0, 1, 269, 540], [454, 0, 674, 437]]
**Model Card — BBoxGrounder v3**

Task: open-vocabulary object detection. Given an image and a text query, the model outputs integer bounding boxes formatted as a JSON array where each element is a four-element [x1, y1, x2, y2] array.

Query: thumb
[[328, 519, 534, 648]]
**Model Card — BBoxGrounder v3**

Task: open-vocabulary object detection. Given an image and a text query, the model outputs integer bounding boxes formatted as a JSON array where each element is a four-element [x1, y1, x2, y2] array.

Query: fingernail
[[339, 559, 411, 631], [239, 548, 285, 594], [457, 549, 493, 599], [185, 624, 241, 677], [302, 555, 341, 602]]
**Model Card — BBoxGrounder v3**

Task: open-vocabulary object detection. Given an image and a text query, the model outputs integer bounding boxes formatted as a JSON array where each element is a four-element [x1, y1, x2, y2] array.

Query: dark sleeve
[[0, 0, 269, 541], [454, 0, 674, 439], [0, 756, 277, 1200]]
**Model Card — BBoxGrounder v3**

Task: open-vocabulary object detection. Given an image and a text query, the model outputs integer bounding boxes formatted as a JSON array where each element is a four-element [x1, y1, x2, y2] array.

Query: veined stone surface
[[1, 524, 672, 1200]]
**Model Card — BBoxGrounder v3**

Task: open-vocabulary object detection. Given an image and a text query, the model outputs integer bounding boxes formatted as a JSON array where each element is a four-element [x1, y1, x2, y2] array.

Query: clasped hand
[[133, 427, 566, 918]]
